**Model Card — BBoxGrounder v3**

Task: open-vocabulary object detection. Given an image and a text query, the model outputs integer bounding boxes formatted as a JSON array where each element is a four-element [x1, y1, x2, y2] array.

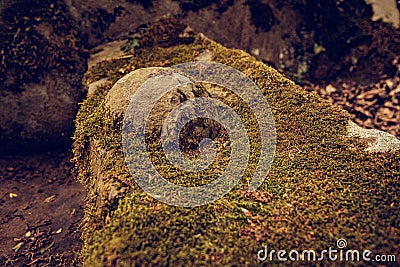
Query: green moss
[[121, 16, 195, 54], [0, 0, 85, 91], [73, 35, 399, 266]]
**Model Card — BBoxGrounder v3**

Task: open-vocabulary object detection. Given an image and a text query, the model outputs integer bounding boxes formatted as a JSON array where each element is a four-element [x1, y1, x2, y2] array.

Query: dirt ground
[[0, 152, 84, 266], [304, 58, 400, 139]]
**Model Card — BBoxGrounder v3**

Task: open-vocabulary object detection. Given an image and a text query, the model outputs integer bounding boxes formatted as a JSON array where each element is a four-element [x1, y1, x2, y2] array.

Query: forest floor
[[0, 152, 84, 266], [303, 58, 400, 140]]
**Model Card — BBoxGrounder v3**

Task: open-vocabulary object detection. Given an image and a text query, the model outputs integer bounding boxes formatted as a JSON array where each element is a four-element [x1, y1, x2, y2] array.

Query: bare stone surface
[[0, 71, 85, 155], [364, 0, 399, 28], [87, 78, 110, 97], [106, 67, 214, 131], [347, 119, 400, 152], [106, 67, 166, 116]]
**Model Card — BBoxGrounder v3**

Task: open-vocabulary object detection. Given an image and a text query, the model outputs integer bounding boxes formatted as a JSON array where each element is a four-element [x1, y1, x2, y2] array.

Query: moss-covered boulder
[[0, 0, 87, 154], [73, 34, 399, 266]]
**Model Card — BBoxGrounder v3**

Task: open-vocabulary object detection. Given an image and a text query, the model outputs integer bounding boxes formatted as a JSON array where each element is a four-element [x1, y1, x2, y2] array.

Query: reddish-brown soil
[[0, 152, 84, 266]]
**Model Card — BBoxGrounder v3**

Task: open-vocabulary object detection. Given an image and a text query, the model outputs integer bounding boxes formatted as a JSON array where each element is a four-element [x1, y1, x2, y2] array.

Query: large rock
[[66, 0, 400, 83], [73, 34, 399, 266], [0, 0, 87, 154]]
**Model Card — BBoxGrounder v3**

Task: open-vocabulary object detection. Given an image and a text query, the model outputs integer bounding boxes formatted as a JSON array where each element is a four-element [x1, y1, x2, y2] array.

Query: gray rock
[[106, 67, 167, 116], [347, 120, 400, 152], [106, 66, 229, 153], [0, 0, 87, 154], [106, 67, 211, 130], [0, 71, 85, 154]]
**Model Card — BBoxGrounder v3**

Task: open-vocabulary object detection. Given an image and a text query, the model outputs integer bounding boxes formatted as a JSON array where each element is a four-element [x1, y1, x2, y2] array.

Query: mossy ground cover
[[73, 35, 399, 266]]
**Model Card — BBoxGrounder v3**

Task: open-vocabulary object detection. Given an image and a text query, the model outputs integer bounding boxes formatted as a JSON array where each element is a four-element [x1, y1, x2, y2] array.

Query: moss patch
[[0, 0, 86, 91], [73, 34, 399, 266]]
